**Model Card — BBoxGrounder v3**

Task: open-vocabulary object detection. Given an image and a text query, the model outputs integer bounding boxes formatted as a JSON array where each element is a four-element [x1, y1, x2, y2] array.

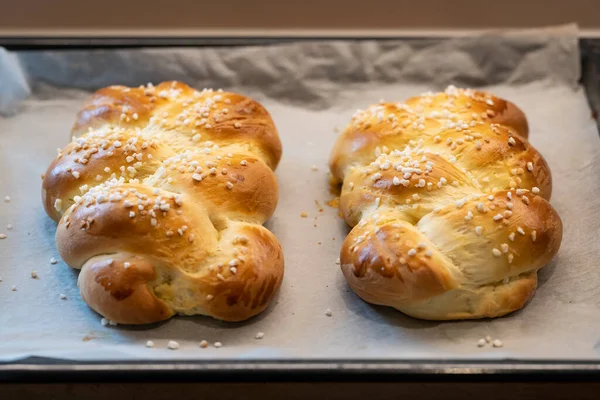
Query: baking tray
[[1, 31, 600, 382]]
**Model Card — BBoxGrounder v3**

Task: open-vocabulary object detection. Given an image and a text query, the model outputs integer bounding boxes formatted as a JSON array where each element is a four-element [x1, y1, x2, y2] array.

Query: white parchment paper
[[1, 25, 599, 362]]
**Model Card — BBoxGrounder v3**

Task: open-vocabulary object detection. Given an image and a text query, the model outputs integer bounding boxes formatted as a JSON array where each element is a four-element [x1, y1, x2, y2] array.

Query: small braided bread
[[329, 86, 562, 320], [42, 81, 284, 324]]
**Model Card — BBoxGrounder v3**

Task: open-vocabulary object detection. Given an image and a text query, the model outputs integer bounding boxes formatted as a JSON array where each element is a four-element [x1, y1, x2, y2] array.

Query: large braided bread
[[330, 86, 562, 320], [42, 81, 284, 324]]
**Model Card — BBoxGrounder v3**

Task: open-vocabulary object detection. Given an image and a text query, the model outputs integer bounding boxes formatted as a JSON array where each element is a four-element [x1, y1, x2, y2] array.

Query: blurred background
[[0, 0, 597, 38]]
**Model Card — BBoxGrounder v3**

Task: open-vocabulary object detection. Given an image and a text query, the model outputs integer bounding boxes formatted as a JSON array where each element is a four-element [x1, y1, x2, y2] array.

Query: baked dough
[[42, 81, 284, 324], [329, 86, 562, 320]]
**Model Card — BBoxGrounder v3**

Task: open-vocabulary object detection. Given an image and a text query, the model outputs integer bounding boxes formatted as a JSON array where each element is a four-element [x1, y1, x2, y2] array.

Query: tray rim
[[0, 34, 595, 49], [2, 358, 600, 382], [1, 35, 599, 382]]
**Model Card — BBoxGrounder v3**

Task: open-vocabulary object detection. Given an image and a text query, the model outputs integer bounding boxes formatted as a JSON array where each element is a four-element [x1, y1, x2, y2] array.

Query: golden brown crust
[[72, 222, 283, 324], [42, 130, 174, 222], [71, 81, 282, 168], [399, 271, 538, 320], [404, 88, 529, 138], [329, 87, 530, 183], [78, 256, 175, 325], [331, 86, 562, 320], [200, 225, 284, 321], [145, 152, 278, 223], [43, 81, 284, 324], [341, 219, 458, 304]]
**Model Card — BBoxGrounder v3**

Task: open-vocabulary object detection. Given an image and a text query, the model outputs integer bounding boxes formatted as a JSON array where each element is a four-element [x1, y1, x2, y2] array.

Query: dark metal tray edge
[[2, 358, 600, 383]]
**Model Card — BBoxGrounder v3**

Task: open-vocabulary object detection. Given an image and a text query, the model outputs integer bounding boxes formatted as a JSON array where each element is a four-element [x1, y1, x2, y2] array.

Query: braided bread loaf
[[330, 86, 562, 320], [42, 81, 284, 324]]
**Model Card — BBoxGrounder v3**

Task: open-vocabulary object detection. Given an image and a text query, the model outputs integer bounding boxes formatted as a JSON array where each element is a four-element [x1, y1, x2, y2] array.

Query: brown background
[[0, 0, 598, 36], [3, 382, 600, 399]]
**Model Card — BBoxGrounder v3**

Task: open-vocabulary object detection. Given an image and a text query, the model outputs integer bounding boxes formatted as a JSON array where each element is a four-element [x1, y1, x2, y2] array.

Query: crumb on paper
[[146, 340, 155, 348], [11, 285, 16, 291], [311, 165, 319, 171], [485, 335, 492, 344], [300, 211, 308, 218], [0, 233, 7, 239], [335, 258, 340, 265], [255, 332, 265, 340], [325, 309, 332, 317], [492, 339, 504, 348], [101, 318, 117, 327], [4, 196, 10, 203], [30, 271, 38, 279], [200, 340, 208, 348], [326, 197, 340, 209], [60, 293, 67, 300], [477, 338, 486, 347], [315, 200, 324, 212], [50, 257, 58, 265], [214, 341, 223, 348], [167, 340, 179, 350], [6, 224, 12, 230]]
